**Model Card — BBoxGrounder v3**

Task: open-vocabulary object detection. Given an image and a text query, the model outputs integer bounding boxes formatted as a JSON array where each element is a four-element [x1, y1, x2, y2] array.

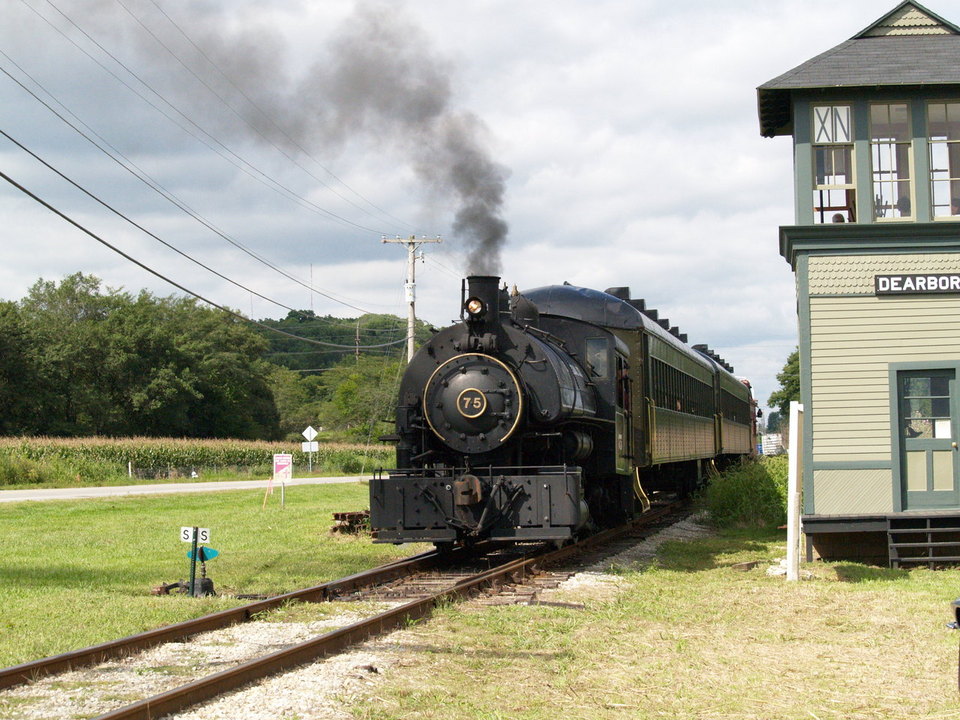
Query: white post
[[786, 400, 804, 581]]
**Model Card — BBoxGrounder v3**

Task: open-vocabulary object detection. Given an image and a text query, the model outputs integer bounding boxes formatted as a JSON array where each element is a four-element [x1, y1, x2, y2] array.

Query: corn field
[[0, 437, 393, 485]]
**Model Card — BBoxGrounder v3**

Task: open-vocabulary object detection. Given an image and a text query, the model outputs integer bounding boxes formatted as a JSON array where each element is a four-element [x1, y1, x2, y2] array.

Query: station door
[[898, 369, 960, 510]]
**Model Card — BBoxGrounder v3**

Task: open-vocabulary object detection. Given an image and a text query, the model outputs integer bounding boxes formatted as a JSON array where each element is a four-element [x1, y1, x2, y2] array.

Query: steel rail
[[0, 547, 453, 691], [91, 501, 684, 720]]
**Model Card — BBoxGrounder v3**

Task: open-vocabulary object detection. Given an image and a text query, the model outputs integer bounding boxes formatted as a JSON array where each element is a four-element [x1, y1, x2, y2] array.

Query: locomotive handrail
[[633, 467, 652, 512], [520, 323, 570, 351]]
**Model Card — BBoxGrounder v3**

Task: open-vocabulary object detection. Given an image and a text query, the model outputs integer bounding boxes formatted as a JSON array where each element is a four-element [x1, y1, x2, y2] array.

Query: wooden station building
[[759, 1, 960, 565]]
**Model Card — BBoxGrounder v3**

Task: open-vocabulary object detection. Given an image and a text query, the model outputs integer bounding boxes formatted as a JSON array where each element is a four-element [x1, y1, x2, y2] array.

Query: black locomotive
[[370, 275, 755, 546]]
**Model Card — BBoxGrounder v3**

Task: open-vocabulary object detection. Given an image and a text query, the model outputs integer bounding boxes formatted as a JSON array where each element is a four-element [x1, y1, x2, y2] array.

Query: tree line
[[0, 274, 418, 442], [1, 273, 806, 443]]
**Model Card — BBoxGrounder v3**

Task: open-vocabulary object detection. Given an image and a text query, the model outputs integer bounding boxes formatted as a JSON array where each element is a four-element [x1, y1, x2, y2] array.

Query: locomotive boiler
[[369, 275, 754, 546]]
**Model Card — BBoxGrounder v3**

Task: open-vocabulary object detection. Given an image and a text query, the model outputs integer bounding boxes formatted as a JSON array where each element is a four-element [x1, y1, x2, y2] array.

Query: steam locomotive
[[370, 276, 755, 546]]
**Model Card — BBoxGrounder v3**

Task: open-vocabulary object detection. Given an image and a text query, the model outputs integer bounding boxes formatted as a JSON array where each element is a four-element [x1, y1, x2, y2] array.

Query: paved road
[[0, 476, 364, 503]]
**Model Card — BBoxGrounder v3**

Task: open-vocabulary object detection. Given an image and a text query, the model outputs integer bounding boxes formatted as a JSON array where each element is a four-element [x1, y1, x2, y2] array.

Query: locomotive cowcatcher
[[370, 275, 754, 546]]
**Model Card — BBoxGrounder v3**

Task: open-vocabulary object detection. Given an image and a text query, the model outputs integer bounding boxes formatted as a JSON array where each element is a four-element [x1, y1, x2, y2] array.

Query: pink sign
[[272, 453, 293, 483]]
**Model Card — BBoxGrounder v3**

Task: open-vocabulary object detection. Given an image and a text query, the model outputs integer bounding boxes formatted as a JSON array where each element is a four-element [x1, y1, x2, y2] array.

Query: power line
[[0, 55, 386, 316], [20, 0, 391, 236], [0, 168, 409, 351], [424, 253, 463, 280], [0, 126, 311, 316]]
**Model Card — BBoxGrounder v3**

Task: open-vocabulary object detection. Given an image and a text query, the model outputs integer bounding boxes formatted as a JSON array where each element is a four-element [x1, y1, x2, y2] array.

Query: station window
[[928, 102, 960, 218], [812, 105, 856, 223], [870, 103, 912, 220]]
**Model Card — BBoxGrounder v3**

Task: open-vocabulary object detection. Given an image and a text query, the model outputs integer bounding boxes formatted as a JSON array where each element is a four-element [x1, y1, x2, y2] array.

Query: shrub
[[705, 455, 789, 529], [0, 454, 45, 486], [0, 452, 128, 486]]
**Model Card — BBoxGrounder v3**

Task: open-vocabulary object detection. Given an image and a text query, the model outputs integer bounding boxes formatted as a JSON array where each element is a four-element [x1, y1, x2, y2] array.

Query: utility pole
[[382, 235, 442, 362]]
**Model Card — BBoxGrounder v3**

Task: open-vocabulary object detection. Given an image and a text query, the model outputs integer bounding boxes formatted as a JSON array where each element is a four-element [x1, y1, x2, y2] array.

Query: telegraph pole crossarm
[[382, 235, 442, 362]]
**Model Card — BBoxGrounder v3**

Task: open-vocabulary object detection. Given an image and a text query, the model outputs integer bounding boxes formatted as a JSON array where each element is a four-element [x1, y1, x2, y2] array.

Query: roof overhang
[[779, 223, 960, 270]]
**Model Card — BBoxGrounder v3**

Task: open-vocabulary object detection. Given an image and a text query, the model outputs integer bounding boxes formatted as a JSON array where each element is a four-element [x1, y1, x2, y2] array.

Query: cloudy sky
[[1, 0, 948, 412]]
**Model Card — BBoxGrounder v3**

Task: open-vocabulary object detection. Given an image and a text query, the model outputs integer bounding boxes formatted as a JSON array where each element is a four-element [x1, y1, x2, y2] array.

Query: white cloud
[[2, 0, 943, 411]]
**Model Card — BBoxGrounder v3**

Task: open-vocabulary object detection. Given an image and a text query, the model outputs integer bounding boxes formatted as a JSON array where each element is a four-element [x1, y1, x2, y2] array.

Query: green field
[[0, 482, 421, 667], [3, 472, 960, 718], [354, 531, 960, 720], [0, 437, 393, 489]]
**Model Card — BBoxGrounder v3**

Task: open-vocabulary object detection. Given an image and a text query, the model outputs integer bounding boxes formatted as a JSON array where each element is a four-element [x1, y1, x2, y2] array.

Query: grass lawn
[[352, 528, 960, 720], [0, 482, 423, 667], [5, 482, 960, 719]]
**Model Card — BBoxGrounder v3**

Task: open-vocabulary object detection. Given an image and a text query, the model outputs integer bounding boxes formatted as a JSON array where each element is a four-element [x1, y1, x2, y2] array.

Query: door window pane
[[901, 371, 951, 438]]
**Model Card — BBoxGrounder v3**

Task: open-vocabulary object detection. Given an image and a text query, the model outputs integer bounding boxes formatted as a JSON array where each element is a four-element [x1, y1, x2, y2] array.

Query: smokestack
[[464, 275, 502, 327]]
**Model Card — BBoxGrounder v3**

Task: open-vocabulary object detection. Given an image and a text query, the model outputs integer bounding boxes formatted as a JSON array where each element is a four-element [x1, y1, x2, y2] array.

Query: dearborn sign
[[875, 273, 960, 295]]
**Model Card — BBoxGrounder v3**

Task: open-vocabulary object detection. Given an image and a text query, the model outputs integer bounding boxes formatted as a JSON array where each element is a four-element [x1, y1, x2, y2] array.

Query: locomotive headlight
[[464, 297, 485, 318]]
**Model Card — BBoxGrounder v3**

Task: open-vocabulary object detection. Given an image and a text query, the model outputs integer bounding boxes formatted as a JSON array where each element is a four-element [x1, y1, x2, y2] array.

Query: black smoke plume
[[120, 0, 510, 274], [293, 1, 510, 274]]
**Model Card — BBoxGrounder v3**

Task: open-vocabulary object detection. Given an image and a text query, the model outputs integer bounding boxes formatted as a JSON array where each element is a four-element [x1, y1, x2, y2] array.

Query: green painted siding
[[809, 253, 960, 294], [652, 409, 713, 463], [806, 252, 960, 478], [648, 335, 713, 383], [813, 468, 894, 514]]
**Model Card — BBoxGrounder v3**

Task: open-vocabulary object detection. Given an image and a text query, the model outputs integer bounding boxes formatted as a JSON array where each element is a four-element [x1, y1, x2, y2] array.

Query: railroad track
[[0, 499, 684, 720]]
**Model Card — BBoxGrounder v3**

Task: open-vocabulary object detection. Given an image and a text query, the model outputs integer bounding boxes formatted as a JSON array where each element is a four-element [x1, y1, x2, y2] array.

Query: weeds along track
[[0, 498, 686, 720]]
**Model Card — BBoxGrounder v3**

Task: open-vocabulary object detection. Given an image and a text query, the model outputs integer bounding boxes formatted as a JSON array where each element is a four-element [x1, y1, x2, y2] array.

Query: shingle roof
[[757, 1, 960, 137]]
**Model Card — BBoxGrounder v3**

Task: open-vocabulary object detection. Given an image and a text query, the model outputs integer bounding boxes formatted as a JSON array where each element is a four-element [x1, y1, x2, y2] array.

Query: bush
[[322, 447, 390, 474], [0, 452, 128, 486], [0, 454, 46, 485], [705, 455, 789, 528]]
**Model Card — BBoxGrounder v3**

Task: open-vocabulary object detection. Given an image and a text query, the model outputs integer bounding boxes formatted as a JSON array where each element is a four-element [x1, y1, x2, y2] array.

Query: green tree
[[0, 301, 41, 434], [16, 274, 280, 439], [256, 312, 426, 372], [768, 349, 800, 418], [267, 365, 327, 440], [765, 410, 781, 435], [19, 274, 125, 434], [316, 354, 403, 442]]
